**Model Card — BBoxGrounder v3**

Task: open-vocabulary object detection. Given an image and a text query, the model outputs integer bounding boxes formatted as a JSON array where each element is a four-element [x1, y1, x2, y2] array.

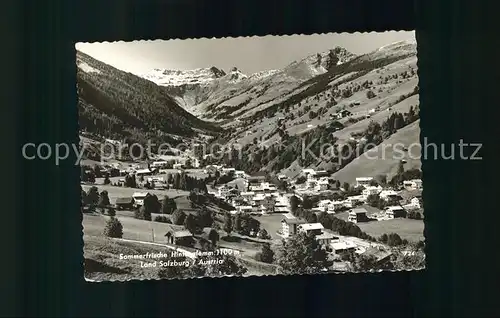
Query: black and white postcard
[[77, 31, 425, 282]]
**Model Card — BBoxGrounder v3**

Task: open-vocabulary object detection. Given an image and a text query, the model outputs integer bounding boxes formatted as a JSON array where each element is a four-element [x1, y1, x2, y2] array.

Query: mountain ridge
[[139, 40, 415, 122], [77, 38, 420, 184], [76, 50, 222, 146]]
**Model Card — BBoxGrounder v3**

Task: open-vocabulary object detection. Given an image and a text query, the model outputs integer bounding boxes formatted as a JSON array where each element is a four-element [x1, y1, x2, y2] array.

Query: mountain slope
[[331, 119, 421, 184], [77, 51, 221, 143], [225, 40, 418, 145], [142, 47, 357, 120], [200, 39, 420, 178]]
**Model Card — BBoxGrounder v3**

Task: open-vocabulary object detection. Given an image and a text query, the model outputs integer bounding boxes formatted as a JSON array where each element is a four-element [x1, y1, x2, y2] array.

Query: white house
[[237, 205, 253, 214], [379, 190, 399, 201], [173, 163, 183, 170], [240, 191, 255, 203], [347, 207, 369, 223], [318, 200, 332, 209], [281, 217, 306, 238], [135, 168, 154, 176], [249, 182, 277, 193], [203, 164, 221, 174], [222, 167, 236, 175], [252, 193, 266, 204], [331, 240, 357, 254], [191, 158, 200, 168], [151, 161, 168, 169], [234, 170, 247, 179], [274, 195, 291, 213], [362, 185, 383, 198], [356, 177, 374, 188], [313, 170, 329, 178], [344, 195, 365, 208], [306, 179, 317, 190], [403, 179, 423, 190], [132, 192, 149, 207], [385, 206, 406, 219], [147, 176, 164, 183], [410, 197, 422, 209], [277, 174, 288, 181], [217, 185, 232, 198], [298, 223, 325, 235], [315, 232, 336, 246], [404, 197, 422, 210], [315, 178, 330, 192], [302, 169, 316, 177], [336, 109, 352, 119], [327, 201, 345, 213]]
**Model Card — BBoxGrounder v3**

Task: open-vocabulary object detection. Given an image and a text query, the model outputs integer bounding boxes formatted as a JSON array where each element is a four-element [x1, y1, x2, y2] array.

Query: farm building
[[165, 229, 194, 247], [385, 206, 407, 219], [114, 197, 135, 210], [132, 192, 149, 207], [348, 208, 370, 224]]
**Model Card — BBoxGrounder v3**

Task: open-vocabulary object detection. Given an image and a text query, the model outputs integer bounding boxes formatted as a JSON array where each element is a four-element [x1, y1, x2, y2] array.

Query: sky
[[76, 31, 415, 76]]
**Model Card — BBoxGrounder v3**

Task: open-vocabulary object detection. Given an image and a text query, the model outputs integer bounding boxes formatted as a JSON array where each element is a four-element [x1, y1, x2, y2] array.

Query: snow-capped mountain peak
[[248, 69, 279, 81], [142, 66, 226, 86], [283, 46, 357, 80], [224, 67, 248, 83]]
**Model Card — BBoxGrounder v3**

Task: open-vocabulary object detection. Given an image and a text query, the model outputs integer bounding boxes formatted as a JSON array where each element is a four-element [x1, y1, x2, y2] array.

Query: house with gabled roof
[[114, 197, 135, 210], [281, 217, 306, 238], [165, 228, 193, 247], [348, 207, 369, 223], [298, 223, 324, 236]]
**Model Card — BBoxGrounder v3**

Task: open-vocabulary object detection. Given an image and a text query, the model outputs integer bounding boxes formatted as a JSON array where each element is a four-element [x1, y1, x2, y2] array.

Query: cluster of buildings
[[150, 155, 201, 170], [279, 212, 389, 259], [280, 214, 335, 245], [344, 177, 423, 222], [203, 165, 248, 179], [209, 172, 294, 215], [297, 169, 331, 192], [302, 175, 415, 217], [207, 165, 423, 223]]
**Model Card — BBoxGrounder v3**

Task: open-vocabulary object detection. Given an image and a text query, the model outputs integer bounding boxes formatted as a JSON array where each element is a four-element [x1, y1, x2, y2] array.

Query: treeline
[[355, 105, 420, 145], [81, 166, 209, 193], [221, 212, 264, 238], [160, 173, 209, 193], [211, 101, 419, 175], [207, 118, 345, 174], [81, 186, 115, 215], [200, 53, 418, 174]]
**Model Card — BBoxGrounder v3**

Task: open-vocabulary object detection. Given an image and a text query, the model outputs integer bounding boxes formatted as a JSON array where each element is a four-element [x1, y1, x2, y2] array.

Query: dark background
[[2, 0, 496, 316]]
